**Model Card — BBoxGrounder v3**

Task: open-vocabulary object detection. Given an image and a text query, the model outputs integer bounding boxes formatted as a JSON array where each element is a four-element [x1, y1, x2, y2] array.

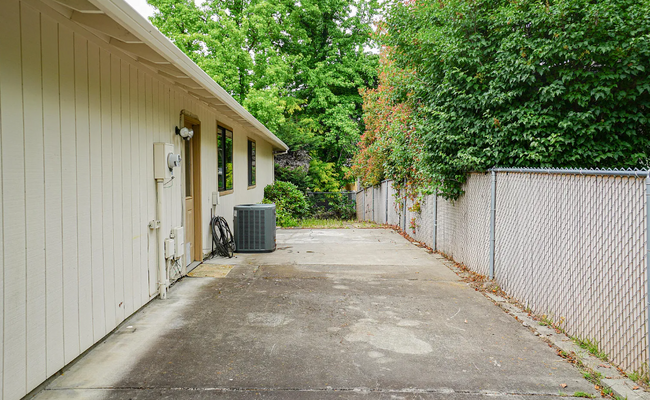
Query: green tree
[[378, 0, 650, 198], [148, 0, 299, 129], [148, 0, 379, 189]]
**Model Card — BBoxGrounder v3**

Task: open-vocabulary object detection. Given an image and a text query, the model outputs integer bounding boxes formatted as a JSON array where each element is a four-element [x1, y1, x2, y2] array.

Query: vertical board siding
[[121, 60, 133, 317], [138, 69, 153, 299], [87, 40, 106, 342], [74, 34, 94, 353], [0, 0, 26, 397], [41, 14, 66, 378], [20, 3, 47, 390], [130, 64, 141, 309], [146, 74, 156, 297], [59, 24, 81, 364], [2, 2, 280, 398], [111, 55, 124, 325], [100, 47, 116, 331]]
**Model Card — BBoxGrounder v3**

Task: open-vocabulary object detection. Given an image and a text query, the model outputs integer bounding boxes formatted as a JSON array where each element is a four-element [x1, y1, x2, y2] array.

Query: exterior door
[[184, 123, 194, 267]]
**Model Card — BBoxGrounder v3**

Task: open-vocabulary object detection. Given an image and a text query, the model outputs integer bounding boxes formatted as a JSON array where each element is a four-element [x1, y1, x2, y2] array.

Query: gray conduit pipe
[[156, 178, 167, 299]]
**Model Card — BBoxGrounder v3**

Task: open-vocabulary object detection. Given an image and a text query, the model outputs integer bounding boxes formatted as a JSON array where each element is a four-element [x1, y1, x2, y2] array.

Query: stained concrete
[[33, 229, 597, 399]]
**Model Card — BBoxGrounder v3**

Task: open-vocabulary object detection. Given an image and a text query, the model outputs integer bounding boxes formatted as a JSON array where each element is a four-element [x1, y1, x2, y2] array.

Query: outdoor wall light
[[175, 126, 194, 140]]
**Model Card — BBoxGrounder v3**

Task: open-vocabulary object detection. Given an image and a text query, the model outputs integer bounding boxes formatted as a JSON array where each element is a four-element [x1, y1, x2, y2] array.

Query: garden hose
[[210, 215, 236, 258]]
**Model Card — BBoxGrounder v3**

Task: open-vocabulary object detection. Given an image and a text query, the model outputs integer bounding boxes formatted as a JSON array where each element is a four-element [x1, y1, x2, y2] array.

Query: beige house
[[0, 0, 288, 398]]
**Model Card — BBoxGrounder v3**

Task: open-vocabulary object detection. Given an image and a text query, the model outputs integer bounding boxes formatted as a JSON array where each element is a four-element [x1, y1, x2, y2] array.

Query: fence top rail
[[489, 167, 649, 177], [355, 168, 649, 192], [306, 191, 356, 194]]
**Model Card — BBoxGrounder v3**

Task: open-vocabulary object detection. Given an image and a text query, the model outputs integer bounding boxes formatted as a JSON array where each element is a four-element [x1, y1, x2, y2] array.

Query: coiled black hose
[[210, 215, 235, 258]]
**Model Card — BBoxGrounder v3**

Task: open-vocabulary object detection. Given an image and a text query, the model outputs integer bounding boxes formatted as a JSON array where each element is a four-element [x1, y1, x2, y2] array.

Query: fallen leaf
[[594, 385, 601, 390], [560, 384, 568, 388], [633, 386, 640, 390]]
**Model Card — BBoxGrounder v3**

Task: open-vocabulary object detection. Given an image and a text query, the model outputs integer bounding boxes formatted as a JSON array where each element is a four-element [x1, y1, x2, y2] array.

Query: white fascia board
[[88, 0, 289, 151]]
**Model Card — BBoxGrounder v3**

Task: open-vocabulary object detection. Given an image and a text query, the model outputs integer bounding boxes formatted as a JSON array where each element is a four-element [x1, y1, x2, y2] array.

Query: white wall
[[0, 1, 277, 398], [211, 133, 274, 241]]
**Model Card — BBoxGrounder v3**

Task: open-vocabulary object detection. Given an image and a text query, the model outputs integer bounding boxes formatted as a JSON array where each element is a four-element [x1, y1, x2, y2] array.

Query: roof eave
[[86, 0, 289, 151]]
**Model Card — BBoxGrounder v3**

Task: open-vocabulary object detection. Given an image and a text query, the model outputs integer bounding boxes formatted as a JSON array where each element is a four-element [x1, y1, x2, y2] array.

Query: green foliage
[[263, 181, 310, 226], [628, 369, 649, 385], [307, 193, 356, 220], [359, 0, 650, 198], [573, 337, 608, 361], [296, 218, 380, 228], [274, 166, 310, 192], [308, 158, 342, 192], [266, 201, 299, 227], [148, 0, 380, 190], [582, 371, 602, 384], [351, 48, 427, 197]]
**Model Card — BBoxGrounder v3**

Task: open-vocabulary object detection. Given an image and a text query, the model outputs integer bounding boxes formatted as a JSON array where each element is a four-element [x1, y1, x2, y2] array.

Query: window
[[217, 125, 233, 191], [184, 139, 192, 197], [248, 139, 256, 187]]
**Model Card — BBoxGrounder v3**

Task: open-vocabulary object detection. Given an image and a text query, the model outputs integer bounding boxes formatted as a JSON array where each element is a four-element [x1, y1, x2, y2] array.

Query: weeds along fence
[[306, 191, 356, 219], [356, 169, 650, 374]]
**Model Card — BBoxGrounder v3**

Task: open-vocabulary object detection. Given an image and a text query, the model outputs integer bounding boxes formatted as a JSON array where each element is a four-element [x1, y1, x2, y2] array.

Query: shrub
[[307, 193, 357, 220], [263, 181, 310, 227], [275, 165, 310, 192], [308, 158, 342, 192], [366, 0, 650, 198]]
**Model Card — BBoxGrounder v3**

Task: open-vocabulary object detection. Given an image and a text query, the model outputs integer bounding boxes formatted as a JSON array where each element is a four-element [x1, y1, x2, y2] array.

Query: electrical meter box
[[164, 238, 175, 259], [154, 143, 174, 180], [172, 227, 184, 259]]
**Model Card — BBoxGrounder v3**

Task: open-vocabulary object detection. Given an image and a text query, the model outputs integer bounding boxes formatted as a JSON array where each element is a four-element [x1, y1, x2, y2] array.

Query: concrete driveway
[[34, 229, 596, 399]]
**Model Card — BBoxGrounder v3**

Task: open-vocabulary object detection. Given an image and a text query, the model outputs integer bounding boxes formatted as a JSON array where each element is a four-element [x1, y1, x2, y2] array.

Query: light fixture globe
[[175, 126, 195, 140]]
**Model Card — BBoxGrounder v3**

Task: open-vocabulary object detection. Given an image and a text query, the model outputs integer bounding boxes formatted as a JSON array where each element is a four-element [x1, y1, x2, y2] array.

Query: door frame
[[181, 111, 202, 264]]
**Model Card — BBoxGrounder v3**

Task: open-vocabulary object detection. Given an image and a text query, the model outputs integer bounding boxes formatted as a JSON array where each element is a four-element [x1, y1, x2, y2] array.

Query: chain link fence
[[306, 191, 356, 220], [356, 170, 649, 373]]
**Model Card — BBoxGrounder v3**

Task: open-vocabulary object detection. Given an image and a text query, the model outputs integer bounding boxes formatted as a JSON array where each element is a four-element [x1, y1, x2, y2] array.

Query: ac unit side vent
[[234, 204, 276, 253]]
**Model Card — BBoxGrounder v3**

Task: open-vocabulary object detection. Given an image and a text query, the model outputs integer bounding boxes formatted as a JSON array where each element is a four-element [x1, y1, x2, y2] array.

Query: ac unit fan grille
[[234, 204, 275, 252], [239, 209, 265, 250]]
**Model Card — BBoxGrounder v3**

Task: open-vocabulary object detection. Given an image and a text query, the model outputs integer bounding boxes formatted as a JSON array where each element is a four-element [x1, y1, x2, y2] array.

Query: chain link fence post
[[401, 181, 407, 230], [433, 190, 438, 252], [402, 193, 406, 232], [372, 184, 375, 223], [385, 181, 389, 224], [489, 170, 497, 280], [646, 172, 650, 370], [361, 189, 366, 221]]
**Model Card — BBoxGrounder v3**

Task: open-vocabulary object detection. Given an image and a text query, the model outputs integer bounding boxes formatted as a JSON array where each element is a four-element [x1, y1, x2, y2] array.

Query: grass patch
[[539, 314, 554, 327], [294, 219, 381, 229], [627, 368, 649, 386], [582, 371, 602, 383], [573, 337, 608, 361], [573, 391, 595, 398], [538, 314, 566, 333]]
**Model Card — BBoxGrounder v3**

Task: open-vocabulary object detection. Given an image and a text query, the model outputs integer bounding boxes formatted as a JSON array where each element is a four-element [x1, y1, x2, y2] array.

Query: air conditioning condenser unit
[[233, 204, 276, 252]]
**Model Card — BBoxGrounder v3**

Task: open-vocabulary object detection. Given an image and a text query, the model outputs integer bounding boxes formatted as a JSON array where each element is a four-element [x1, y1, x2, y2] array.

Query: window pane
[[217, 127, 224, 190], [248, 140, 256, 186], [184, 138, 192, 197], [225, 129, 233, 190]]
